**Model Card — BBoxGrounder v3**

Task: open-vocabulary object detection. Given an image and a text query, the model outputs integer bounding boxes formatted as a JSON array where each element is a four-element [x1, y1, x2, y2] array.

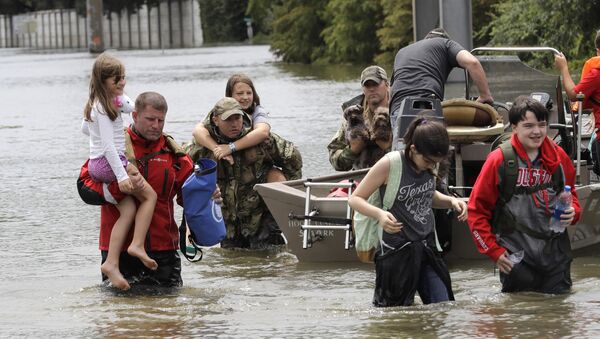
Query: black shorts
[[101, 250, 182, 288]]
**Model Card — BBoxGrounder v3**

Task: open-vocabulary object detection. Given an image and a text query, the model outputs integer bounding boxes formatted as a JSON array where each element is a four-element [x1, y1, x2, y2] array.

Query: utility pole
[[87, 0, 104, 53]]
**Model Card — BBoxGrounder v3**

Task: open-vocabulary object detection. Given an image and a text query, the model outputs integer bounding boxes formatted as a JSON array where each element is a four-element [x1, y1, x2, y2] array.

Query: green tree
[[246, 0, 272, 39], [320, 0, 382, 64], [483, 0, 600, 69], [199, 0, 249, 43], [375, 0, 412, 66], [270, 0, 326, 63], [472, 0, 498, 47]]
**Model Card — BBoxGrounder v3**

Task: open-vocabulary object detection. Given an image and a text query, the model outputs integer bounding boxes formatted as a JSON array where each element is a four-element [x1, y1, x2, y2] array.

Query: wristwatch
[[228, 142, 237, 153]]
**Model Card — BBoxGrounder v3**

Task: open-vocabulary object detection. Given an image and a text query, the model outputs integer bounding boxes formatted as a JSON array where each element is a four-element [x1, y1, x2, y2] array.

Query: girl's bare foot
[[127, 245, 158, 270], [101, 263, 130, 290]]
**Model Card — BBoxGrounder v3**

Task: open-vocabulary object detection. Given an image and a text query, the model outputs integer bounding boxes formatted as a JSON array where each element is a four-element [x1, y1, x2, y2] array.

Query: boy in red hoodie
[[468, 96, 581, 294]]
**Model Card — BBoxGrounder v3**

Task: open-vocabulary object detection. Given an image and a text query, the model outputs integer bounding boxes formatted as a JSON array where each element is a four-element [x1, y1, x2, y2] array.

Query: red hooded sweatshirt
[[467, 134, 581, 262]]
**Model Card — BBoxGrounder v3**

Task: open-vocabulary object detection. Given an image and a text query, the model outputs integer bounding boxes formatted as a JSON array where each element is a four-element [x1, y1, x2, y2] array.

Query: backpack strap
[[178, 214, 204, 262], [499, 141, 518, 204], [125, 131, 185, 171], [382, 151, 403, 210], [493, 141, 565, 239]]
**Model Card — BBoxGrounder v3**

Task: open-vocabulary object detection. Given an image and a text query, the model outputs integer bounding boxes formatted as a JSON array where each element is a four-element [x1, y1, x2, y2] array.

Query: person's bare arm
[[192, 123, 218, 150], [348, 157, 402, 234], [192, 123, 234, 164], [456, 50, 494, 104], [213, 122, 270, 158], [554, 53, 577, 100]]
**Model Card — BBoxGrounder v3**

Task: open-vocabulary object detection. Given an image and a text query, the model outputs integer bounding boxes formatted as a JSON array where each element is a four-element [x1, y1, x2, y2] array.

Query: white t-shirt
[[81, 95, 134, 183]]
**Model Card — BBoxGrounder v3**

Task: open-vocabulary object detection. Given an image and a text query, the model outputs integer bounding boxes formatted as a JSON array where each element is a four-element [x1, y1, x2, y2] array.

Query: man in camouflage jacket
[[327, 65, 392, 171], [187, 98, 302, 248]]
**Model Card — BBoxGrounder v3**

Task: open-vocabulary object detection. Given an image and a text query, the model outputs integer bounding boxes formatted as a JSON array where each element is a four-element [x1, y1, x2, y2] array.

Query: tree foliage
[[482, 0, 600, 69], [246, 0, 273, 37], [199, 0, 249, 43], [320, 0, 382, 64], [270, 0, 326, 63], [375, 0, 412, 66], [471, 0, 498, 47]]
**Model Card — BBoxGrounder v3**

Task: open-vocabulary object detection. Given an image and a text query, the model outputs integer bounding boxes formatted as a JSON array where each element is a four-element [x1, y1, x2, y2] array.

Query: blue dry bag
[[180, 158, 226, 261]]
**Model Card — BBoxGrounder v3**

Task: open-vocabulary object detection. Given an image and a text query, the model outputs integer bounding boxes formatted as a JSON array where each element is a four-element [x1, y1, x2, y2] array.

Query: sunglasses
[[112, 74, 126, 84]]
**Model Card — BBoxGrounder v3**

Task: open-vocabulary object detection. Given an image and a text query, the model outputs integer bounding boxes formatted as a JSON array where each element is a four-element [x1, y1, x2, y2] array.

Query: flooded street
[[1, 45, 599, 337]]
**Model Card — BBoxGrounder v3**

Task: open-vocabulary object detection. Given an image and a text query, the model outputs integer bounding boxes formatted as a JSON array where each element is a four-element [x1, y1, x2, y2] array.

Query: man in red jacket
[[468, 96, 581, 294], [78, 91, 213, 287]]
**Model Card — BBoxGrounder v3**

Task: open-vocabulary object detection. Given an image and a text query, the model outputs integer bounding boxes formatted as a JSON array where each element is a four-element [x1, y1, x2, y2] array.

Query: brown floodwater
[[0, 45, 599, 337]]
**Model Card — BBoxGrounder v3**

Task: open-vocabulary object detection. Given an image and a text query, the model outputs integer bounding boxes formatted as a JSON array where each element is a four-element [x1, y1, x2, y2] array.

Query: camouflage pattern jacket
[[327, 94, 389, 170], [186, 115, 302, 240]]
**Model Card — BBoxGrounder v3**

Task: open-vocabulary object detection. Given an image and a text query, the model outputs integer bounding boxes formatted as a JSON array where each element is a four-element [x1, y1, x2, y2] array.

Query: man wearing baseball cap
[[186, 97, 303, 249], [328, 65, 392, 171]]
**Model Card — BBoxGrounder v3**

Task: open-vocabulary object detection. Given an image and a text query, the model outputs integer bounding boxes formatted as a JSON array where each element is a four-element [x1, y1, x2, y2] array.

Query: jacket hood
[[511, 134, 561, 173]]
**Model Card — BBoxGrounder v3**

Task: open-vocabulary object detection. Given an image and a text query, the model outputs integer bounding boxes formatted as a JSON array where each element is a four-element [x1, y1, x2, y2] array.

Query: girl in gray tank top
[[349, 116, 468, 307]]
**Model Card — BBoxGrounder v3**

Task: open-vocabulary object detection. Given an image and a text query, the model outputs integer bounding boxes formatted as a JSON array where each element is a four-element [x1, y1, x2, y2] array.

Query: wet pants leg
[[500, 262, 571, 294], [101, 250, 182, 287], [417, 264, 450, 304]]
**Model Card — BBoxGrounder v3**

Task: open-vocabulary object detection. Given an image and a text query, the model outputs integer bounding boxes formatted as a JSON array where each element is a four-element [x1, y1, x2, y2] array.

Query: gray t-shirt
[[251, 104, 270, 126], [381, 152, 436, 248], [390, 37, 464, 113]]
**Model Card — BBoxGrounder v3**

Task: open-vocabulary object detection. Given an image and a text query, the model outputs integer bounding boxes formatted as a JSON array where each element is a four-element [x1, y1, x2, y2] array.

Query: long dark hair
[[403, 115, 449, 174], [225, 73, 261, 114]]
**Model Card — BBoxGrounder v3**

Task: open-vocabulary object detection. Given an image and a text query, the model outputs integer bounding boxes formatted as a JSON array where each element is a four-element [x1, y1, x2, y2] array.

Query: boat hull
[[256, 175, 600, 263]]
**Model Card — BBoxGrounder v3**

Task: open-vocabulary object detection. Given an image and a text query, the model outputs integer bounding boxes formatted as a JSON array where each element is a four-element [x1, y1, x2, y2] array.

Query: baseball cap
[[360, 65, 388, 86], [213, 97, 244, 120]]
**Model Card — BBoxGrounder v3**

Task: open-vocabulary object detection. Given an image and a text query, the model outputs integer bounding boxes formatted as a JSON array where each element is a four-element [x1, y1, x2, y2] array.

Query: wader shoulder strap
[[494, 142, 565, 238], [499, 141, 518, 204]]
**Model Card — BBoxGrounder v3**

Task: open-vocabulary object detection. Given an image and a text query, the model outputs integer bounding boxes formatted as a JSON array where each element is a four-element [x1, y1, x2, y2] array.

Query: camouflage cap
[[213, 97, 244, 120], [360, 65, 388, 86]]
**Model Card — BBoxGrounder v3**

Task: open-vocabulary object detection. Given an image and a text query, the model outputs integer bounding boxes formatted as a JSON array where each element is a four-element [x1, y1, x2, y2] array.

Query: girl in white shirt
[[83, 53, 157, 290]]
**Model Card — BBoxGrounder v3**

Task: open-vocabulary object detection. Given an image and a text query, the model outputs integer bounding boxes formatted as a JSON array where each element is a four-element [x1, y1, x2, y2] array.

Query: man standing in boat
[[468, 96, 581, 294], [389, 28, 494, 135], [328, 65, 392, 171], [554, 29, 600, 175], [186, 97, 303, 249]]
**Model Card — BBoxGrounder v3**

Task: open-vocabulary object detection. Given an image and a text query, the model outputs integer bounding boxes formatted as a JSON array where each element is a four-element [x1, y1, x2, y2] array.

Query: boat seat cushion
[[442, 98, 503, 142]]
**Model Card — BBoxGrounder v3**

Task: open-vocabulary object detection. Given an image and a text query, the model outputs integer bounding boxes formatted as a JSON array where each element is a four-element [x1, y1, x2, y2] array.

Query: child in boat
[[192, 74, 272, 166], [82, 53, 158, 290], [348, 116, 467, 307]]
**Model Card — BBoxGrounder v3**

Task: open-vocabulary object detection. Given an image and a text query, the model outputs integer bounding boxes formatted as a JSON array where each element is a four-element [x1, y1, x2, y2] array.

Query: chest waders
[[491, 142, 566, 253]]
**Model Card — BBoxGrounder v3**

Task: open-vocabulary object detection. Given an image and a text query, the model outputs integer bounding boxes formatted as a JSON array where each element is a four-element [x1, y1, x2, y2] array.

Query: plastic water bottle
[[508, 250, 524, 264], [549, 185, 572, 233]]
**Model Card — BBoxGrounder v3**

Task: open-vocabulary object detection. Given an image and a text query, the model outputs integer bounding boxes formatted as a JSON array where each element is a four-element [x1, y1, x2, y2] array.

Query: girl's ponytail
[[403, 114, 449, 165]]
